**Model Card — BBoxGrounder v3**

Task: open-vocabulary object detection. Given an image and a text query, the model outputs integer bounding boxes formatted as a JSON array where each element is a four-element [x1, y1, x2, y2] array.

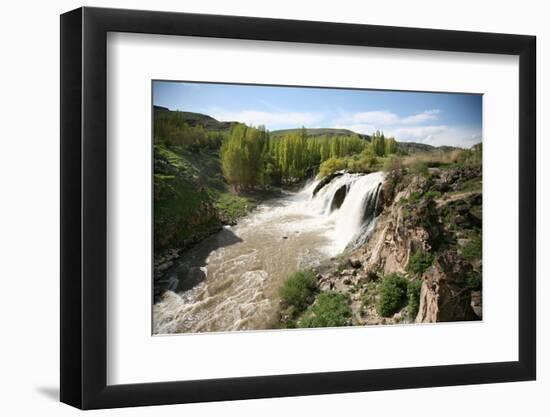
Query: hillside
[[271, 127, 371, 140], [154, 106, 239, 132]]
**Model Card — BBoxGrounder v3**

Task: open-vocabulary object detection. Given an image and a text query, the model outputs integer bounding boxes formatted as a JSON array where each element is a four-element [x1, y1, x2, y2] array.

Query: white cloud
[[208, 108, 324, 128], [336, 109, 440, 127], [385, 125, 449, 142], [332, 109, 480, 147], [386, 126, 482, 148]]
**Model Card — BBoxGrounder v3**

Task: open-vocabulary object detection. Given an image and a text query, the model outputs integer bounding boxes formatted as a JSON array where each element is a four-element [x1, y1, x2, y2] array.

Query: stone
[[416, 254, 478, 323], [312, 171, 344, 196], [349, 258, 362, 269], [470, 290, 482, 318]]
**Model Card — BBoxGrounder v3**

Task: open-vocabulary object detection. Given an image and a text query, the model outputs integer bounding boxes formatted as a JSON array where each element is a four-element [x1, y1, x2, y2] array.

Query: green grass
[[214, 193, 251, 223], [298, 292, 351, 328]]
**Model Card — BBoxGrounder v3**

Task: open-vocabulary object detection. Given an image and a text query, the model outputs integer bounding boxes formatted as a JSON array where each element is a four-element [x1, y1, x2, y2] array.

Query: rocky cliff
[[314, 164, 482, 325]]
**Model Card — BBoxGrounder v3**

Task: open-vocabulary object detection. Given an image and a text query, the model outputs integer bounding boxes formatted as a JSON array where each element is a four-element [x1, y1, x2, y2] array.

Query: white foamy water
[[154, 171, 385, 334]]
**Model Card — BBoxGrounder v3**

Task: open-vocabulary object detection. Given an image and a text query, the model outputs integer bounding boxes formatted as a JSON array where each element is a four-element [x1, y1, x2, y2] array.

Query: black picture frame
[[60, 6, 536, 410]]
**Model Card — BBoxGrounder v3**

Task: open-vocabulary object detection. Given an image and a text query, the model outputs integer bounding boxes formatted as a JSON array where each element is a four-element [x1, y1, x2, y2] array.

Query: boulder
[[470, 290, 482, 318], [349, 258, 362, 269]]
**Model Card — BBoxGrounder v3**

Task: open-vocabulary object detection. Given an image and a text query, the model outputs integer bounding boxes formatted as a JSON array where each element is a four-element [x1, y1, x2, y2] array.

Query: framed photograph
[[60, 7, 536, 409]]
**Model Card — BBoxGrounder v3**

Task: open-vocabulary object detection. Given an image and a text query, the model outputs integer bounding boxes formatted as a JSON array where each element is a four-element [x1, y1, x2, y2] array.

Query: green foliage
[[383, 155, 402, 173], [318, 157, 347, 178], [376, 273, 409, 317], [407, 279, 423, 319], [407, 250, 434, 276], [336, 258, 350, 273], [154, 110, 226, 149], [385, 137, 398, 155], [299, 292, 351, 328], [455, 144, 482, 167], [423, 190, 442, 200], [214, 193, 251, 224], [371, 131, 386, 156], [279, 271, 318, 317], [410, 160, 429, 176], [220, 124, 268, 189], [461, 234, 482, 262], [409, 191, 421, 202], [465, 271, 482, 290]]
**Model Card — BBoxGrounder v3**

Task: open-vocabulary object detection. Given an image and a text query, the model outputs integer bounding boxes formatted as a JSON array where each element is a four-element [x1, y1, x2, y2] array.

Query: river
[[153, 171, 385, 334]]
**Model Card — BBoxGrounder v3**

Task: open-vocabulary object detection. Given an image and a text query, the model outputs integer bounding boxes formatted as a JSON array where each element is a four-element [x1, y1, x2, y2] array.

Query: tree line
[[220, 125, 398, 189], [154, 110, 226, 149], [153, 109, 400, 190]]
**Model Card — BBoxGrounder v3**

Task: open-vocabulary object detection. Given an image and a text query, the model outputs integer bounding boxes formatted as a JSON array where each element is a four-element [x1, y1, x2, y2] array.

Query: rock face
[[330, 184, 347, 211], [317, 165, 482, 326], [415, 253, 477, 323], [312, 171, 344, 196]]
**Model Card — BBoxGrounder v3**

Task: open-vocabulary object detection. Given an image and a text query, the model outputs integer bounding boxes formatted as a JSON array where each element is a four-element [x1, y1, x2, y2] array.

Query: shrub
[[383, 155, 402, 173], [407, 250, 434, 276], [279, 270, 318, 317], [318, 157, 347, 178], [376, 273, 408, 317], [407, 279, 423, 319], [461, 234, 482, 262], [410, 160, 429, 176], [423, 190, 442, 200], [465, 271, 482, 290], [299, 292, 351, 328], [409, 191, 422, 202]]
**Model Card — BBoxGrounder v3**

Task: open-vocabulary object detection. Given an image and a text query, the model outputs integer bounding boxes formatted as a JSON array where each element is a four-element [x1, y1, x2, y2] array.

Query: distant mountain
[[153, 107, 239, 132]]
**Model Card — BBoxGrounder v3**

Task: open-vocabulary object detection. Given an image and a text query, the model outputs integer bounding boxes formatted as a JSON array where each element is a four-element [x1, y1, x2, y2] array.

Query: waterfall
[[308, 171, 385, 253]]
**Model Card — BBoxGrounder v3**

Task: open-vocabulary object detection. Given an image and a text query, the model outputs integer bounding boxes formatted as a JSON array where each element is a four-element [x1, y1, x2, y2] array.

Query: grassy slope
[[154, 144, 261, 253], [271, 127, 371, 140]]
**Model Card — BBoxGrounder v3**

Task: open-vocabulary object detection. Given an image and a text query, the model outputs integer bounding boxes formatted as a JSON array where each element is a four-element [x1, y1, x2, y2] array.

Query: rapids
[[153, 171, 385, 334]]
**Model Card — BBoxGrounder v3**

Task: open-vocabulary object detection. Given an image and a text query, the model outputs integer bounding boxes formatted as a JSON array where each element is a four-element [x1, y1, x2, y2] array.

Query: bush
[[383, 155, 402, 173], [410, 160, 429, 176], [461, 234, 482, 262], [465, 271, 482, 290], [318, 157, 347, 178], [407, 279, 423, 319], [409, 191, 422, 202], [279, 271, 318, 317], [299, 292, 351, 328], [423, 190, 442, 200], [407, 250, 434, 276], [376, 273, 408, 317]]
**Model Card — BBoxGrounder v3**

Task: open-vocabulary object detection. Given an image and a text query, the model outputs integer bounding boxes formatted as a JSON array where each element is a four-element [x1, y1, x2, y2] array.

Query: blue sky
[[153, 81, 482, 148]]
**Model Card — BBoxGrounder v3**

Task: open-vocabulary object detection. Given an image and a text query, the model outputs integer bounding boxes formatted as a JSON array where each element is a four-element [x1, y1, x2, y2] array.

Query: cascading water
[[153, 171, 385, 334], [305, 171, 385, 253], [326, 172, 385, 252]]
